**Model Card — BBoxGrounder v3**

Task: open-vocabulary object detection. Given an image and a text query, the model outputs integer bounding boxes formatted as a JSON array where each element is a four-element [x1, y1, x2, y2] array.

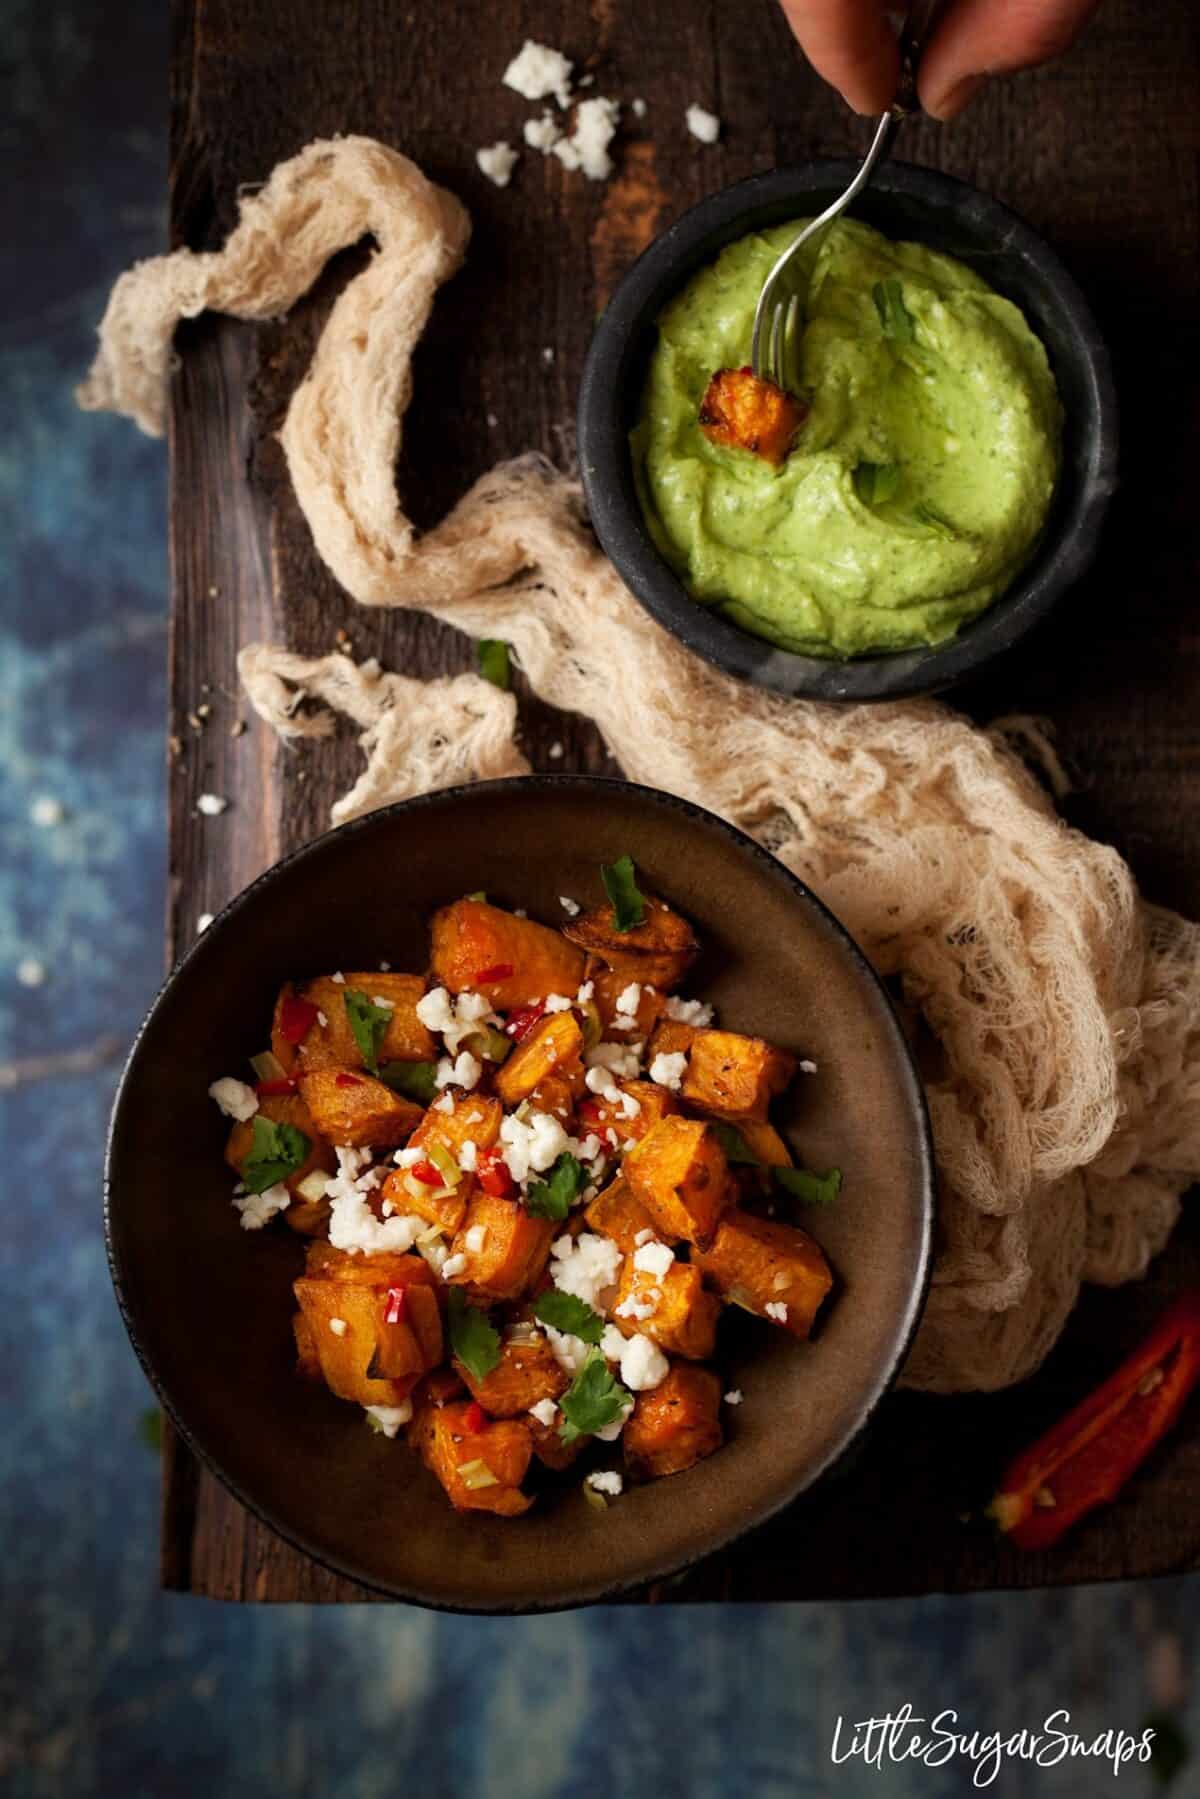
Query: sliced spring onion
[[467, 890, 488, 902], [427, 1142, 461, 1188], [464, 1025, 512, 1064], [726, 1286, 761, 1315], [416, 1222, 447, 1249], [250, 1050, 287, 1083], [579, 1000, 603, 1049], [457, 1458, 499, 1491], [582, 1483, 608, 1512], [295, 1170, 333, 1203]]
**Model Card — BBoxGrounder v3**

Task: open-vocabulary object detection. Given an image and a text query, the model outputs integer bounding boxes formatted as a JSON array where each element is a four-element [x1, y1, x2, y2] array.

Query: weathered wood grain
[[166, 0, 1200, 1601]]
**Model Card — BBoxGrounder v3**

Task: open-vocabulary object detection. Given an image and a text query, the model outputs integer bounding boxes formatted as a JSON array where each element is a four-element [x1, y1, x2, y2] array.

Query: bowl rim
[[105, 773, 935, 1612], [578, 157, 1119, 701]]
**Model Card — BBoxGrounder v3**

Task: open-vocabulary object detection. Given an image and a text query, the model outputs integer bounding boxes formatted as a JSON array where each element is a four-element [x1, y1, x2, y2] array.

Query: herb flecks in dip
[[632, 219, 1062, 658]]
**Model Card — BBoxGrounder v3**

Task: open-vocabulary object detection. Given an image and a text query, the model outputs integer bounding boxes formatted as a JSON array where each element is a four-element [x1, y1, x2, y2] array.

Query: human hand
[[777, 0, 1102, 119]]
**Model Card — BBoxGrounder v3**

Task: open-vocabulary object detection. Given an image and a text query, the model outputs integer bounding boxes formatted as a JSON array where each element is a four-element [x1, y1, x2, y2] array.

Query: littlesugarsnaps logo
[[829, 1706, 1155, 1788]]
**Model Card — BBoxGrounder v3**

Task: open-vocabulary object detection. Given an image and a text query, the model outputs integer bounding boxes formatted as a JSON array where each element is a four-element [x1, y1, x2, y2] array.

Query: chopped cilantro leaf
[[242, 1115, 310, 1194], [774, 1164, 842, 1207], [854, 461, 900, 506], [524, 1152, 586, 1221], [600, 854, 645, 932], [446, 1289, 502, 1381], [477, 639, 511, 689], [872, 278, 915, 343], [533, 1289, 605, 1344], [379, 1059, 439, 1104], [558, 1351, 632, 1443], [713, 1123, 761, 1166], [343, 988, 391, 1072]]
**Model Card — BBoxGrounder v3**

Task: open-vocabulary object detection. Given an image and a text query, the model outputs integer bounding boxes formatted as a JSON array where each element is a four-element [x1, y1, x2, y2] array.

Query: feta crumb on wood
[[686, 103, 721, 143], [553, 96, 620, 181], [196, 792, 228, 816], [503, 38, 574, 108], [476, 141, 519, 188], [523, 111, 562, 153]]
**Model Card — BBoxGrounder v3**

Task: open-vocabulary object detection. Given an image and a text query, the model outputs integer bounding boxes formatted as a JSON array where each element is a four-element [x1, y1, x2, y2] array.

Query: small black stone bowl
[[578, 161, 1118, 700]]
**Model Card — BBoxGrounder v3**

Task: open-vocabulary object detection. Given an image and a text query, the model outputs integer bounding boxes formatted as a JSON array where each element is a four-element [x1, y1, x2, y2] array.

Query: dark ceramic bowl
[[106, 777, 933, 1611], [579, 161, 1118, 699]]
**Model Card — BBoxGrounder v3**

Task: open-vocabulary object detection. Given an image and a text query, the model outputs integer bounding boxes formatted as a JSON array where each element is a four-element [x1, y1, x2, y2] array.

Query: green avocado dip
[[631, 218, 1062, 658]]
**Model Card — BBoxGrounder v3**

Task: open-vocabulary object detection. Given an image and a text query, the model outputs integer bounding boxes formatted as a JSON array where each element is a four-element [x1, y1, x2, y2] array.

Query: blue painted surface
[[2, 3, 1196, 1792]]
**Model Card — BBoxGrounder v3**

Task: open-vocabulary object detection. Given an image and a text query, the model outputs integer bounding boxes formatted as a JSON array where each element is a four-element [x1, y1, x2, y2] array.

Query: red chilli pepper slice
[[410, 1159, 443, 1189], [474, 963, 514, 985], [504, 1001, 546, 1042], [464, 1401, 488, 1434], [577, 1097, 604, 1127], [256, 1075, 299, 1097], [990, 1290, 1200, 1551], [383, 1286, 408, 1326], [476, 1149, 515, 1200], [278, 995, 319, 1044], [335, 1071, 364, 1089]]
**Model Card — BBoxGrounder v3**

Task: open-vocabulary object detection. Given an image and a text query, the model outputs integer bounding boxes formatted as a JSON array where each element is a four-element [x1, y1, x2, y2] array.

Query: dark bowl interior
[[106, 778, 933, 1611], [579, 160, 1118, 700]]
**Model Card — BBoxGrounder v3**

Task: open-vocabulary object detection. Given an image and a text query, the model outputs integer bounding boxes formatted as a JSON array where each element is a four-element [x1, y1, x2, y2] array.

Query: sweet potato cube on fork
[[698, 366, 807, 464]]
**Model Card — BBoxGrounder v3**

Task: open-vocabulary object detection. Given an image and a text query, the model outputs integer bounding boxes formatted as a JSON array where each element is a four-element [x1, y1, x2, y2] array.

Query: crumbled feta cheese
[[618, 1090, 641, 1118], [16, 956, 45, 988], [328, 1317, 348, 1337], [328, 1147, 426, 1255], [196, 792, 228, 816], [500, 1108, 569, 1182], [614, 1292, 656, 1321], [364, 1401, 412, 1437], [585, 1065, 621, 1104], [799, 1059, 818, 1074], [576, 980, 594, 1003], [586, 1470, 624, 1497], [633, 1228, 654, 1247], [649, 1050, 688, 1090], [459, 1140, 479, 1173], [586, 1041, 642, 1079], [544, 1326, 593, 1376], [553, 96, 620, 180], [686, 103, 721, 143], [441, 1253, 468, 1279], [476, 140, 519, 187], [331, 971, 346, 984], [370, 994, 395, 1011], [573, 1133, 602, 1164], [464, 1224, 487, 1253], [664, 994, 714, 1027], [595, 1404, 634, 1443], [503, 38, 574, 108], [416, 986, 455, 1031], [622, 1139, 637, 1154], [316, 1010, 329, 1028], [615, 983, 641, 1017], [559, 896, 581, 917], [633, 1240, 674, 1279], [208, 1076, 258, 1122], [523, 111, 562, 153], [550, 1231, 623, 1310], [419, 1236, 450, 1276], [544, 993, 574, 1013], [395, 1145, 424, 1167], [233, 1181, 290, 1230], [765, 1301, 789, 1324], [612, 1330, 669, 1392], [433, 1091, 455, 1113], [197, 913, 214, 934], [456, 992, 493, 1024], [529, 1397, 559, 1428], [30, 795, 64, 827], [725, 1389, 744, 1406], [380, 1200, 394, 1217], [435, 1050, 482, 1091], [631, 97, 647, 118]]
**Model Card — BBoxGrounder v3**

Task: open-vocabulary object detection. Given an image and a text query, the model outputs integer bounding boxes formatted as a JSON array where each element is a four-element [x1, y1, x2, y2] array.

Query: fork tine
[[769, 303, 784, 389], [784, 293, 799, 390]]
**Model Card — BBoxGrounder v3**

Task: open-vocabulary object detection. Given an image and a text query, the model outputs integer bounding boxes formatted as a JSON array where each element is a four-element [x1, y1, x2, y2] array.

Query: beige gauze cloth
[[79, 137, 1200, 1393]]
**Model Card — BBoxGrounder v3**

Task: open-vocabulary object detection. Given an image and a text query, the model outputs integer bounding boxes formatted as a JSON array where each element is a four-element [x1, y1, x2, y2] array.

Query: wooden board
[[164, 0, 1200, 1602]]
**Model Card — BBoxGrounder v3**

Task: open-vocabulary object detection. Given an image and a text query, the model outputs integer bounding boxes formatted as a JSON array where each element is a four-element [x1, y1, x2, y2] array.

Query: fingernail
[[928, 74, 985, 121]]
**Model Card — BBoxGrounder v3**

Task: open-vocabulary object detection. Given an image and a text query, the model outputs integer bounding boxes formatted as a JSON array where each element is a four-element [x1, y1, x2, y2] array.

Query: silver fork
[[751, 0, 944, 389]]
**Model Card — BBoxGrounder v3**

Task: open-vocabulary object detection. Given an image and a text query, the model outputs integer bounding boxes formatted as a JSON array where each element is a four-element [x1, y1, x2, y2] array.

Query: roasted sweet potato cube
[[282, 974, 436, 1072], [293, 1310, 321, 1380], [734, 1120, 794, 1166], [292, 1277, 415, 1407], [647, 1019, 698, 1061], [591, 970, 666, 1040], [583, 1175, 658, 1253], [370, 1281, 444, 1380], [563, 895, 698, 991], [410, 1399, 533, 1515], [380, 1091, 504, 1234], [447, 1192, 556, 1303], [298, 1067, 423, 1150], [624, 1116, 731, 1248], [681, 1029, 797, 1122], [579, 1078, 678, 1151], [430, 897, 585, 1010], [624, 1365, 723, 1479], [495, 1011, 584, 1107], [411, 1366, 466, 1410], [698, 366, 807, 464], [611, 1258, 721, 1360], [304, 1242, 436, 1288], [528, 1413, 585, 1471], [224, 1092, 337, 1198], [455, 1330, 567, 1417], [693, 1208, 833, 1339], [529, 1072, 579, 1125]]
